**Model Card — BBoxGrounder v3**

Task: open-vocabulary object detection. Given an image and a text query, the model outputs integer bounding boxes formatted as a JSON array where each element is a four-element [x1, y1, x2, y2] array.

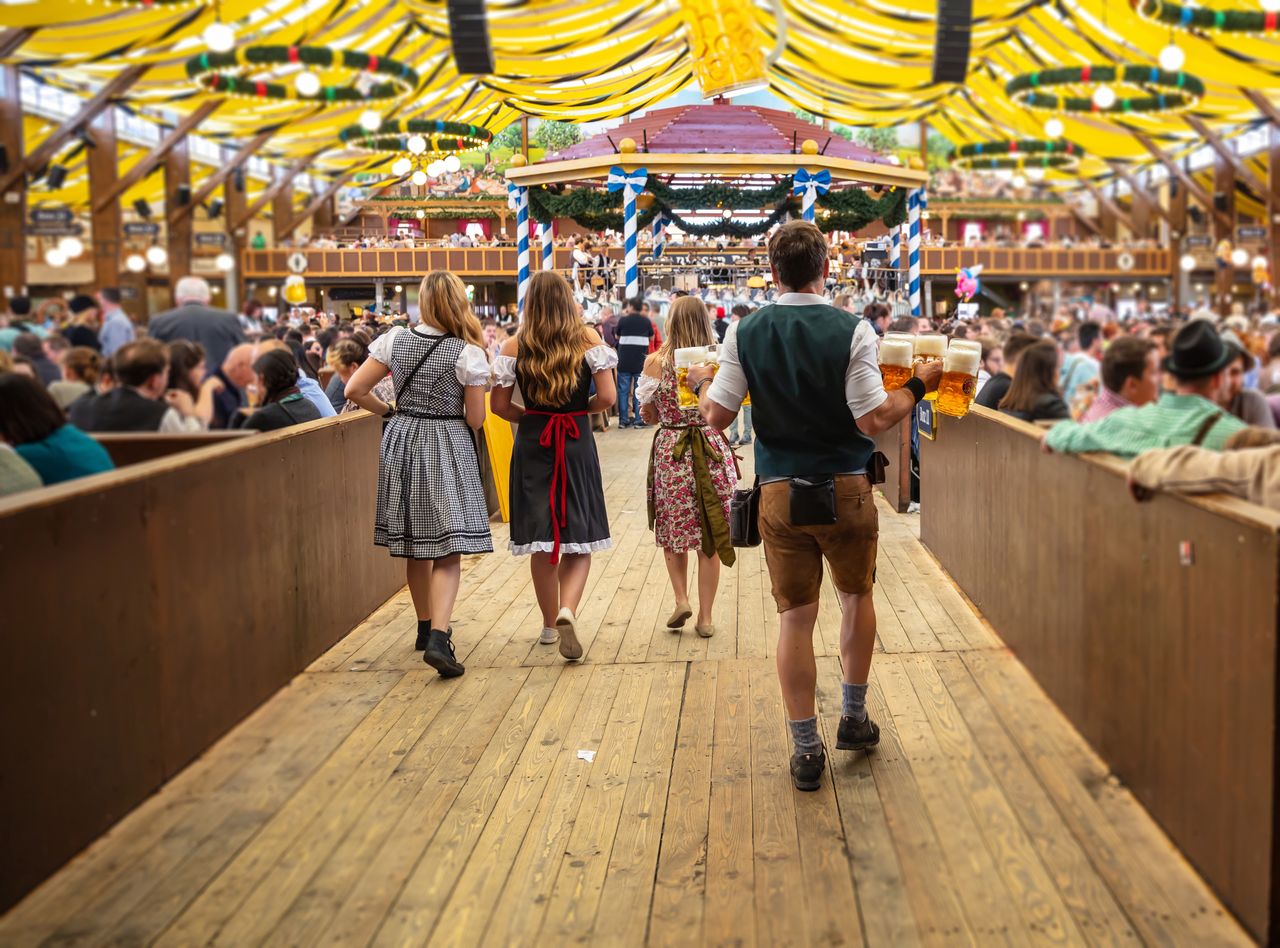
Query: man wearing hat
[[1045, 320, 1247, 458]]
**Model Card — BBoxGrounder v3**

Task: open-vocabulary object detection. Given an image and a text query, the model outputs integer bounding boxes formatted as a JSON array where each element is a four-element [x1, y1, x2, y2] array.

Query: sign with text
[[1237, 225, 1268, 241], [123, 222, 160, 236], [195, 232, 226, 246], [30, 208, 73, 224], [917, 400, 937, 441], [1185, 235, 1213, 248], [29, 222, 83, 237]]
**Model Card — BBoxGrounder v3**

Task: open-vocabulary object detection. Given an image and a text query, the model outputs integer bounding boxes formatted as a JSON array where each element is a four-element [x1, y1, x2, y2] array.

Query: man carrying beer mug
[[686, 221, 942, 793]]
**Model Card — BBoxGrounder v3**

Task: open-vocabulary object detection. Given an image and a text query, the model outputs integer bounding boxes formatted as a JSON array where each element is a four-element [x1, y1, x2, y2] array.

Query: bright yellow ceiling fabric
[[1, 0, 1276, 206]]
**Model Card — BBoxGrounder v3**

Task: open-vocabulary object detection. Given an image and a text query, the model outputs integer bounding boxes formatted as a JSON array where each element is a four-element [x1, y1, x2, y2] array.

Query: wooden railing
[[0, 412, 404, 911], [91, 430, 257, 467], [241, 245, 1172, 281], [919, 406, 1280, 943]]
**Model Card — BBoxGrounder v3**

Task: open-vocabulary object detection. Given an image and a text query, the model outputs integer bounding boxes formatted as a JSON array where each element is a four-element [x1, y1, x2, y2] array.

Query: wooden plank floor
[[1, 428, 1251, 947]]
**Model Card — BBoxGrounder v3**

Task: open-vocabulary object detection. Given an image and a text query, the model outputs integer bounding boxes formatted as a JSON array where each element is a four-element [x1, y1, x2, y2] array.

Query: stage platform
[[0, 429, 1250, 946]]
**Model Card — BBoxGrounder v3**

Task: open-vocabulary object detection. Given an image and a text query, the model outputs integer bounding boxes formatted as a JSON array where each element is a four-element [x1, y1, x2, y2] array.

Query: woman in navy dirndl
[[345, 271, 493, 679], [490, 271, 617, 661]]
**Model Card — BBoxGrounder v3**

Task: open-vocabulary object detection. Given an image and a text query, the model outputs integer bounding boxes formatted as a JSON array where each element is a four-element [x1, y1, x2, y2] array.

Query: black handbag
[[730, 477, 762, 547]]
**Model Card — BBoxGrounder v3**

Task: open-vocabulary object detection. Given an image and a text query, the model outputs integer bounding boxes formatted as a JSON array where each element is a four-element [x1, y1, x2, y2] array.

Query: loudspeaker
[[446, 0, 494, 74], [1213, 191, 1228, 213], [233, 168, 246, 192], [133, 197, 152, 219], [176, 183, 191, 206], [45, 164, 67, 190], [207, 198, 224, 219], [1188, 206, 1203, 224], [932, 0, 972, 84], [0, 145, 8, 175]]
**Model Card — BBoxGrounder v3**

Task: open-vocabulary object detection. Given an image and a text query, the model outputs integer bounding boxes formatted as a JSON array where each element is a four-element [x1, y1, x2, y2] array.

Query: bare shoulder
[[643, 351, 664, 377], [582, 326, 605, 348], [498, 336, 519, 357]]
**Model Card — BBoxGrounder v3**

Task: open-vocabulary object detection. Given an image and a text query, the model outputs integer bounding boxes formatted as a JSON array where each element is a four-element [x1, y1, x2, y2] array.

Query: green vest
[[736, 302, 876, 478]]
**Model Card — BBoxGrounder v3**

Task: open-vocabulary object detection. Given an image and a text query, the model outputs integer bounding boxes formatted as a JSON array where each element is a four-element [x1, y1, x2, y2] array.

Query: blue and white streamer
[[652, 213, 671, 259], [889, 226, 900, 271], [510, 182, 530, 313], [907, 188, 926, 317], [607, 165, 647, 299], [792, 168, 831, 222], [541, 220, 554, 271]]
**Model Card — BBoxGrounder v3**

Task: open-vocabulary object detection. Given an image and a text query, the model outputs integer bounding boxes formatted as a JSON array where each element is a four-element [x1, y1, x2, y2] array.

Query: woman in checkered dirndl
[[345, 272, 493, 681]]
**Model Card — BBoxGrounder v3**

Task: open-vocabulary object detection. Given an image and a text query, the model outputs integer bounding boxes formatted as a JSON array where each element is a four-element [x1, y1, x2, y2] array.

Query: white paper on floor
[[577, 749, 596, 762]]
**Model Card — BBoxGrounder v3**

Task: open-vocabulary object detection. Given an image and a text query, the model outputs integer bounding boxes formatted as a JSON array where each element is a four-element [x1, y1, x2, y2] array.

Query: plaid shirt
[[1079, 385, 1131, 424], [1045, 392, 1246, 459]]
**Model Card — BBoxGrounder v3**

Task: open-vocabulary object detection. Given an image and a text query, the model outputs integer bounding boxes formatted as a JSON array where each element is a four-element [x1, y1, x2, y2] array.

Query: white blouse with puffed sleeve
[[369, 326, 491, 387]]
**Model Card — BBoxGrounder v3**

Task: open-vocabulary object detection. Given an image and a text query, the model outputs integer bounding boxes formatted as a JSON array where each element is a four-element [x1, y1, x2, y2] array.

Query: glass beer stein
[[879, 332, 914, 391], [676, 345, 719, 409], [937, 340, 982, 418], [913, 333, 946, 400]]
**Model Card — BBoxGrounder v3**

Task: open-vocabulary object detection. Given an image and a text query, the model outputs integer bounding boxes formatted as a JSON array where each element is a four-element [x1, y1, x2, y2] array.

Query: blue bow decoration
[[607, 166, 648, 196], [793, 168, 831, 197]]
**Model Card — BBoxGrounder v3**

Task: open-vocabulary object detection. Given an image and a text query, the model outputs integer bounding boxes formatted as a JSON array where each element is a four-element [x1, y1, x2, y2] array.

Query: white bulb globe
[[411, 170, 428, 186], [1179, 253, 1196, 272], [146, 245, 168, 266], [126, 253, 147, 273], [1011, 173, 1027, 189], [1252, 254, 1268, 270], [44, 247, 67, 267], [203, 21, 235, 53], [406, 134, 427, 155], [359, 110, 381, 132], [1093, 85, 1117, 109], [1264, 0, 1280, 12], [215, 252, 235, 272], [58, 236, 84, 258], [443, 154, 461, 173], [394, 284, 403, 293], [1026, 166, 1045, 181], [1231, 247, 1250, 267], [392, 157, 412, 176], [415, 209, 425, 219], [294, 71, 321, 97], [1044, 117, 1064, 139], [1159, 44, 1185, 72]]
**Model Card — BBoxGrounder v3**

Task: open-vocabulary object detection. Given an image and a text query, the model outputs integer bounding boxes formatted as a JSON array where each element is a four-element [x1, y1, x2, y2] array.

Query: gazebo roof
[[548, 100, 890, 164]]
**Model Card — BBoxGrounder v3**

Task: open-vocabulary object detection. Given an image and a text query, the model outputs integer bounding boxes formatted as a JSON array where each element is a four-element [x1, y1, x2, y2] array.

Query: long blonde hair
[[418, 271, 486, 349], [518, 270, 592, 407], [657, 296, 716, 364]]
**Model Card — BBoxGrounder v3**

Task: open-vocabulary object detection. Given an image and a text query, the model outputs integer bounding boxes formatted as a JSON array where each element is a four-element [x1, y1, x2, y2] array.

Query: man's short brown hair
[[768, 221, 828, 290], [114, 339, 169, 388], [1101, 335, 1156, 394], [1002, 331, 1039, 367]]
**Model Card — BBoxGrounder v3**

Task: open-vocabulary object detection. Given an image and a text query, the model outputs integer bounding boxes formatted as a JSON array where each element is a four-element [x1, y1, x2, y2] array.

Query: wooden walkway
[[0, 429, 1250, 947]]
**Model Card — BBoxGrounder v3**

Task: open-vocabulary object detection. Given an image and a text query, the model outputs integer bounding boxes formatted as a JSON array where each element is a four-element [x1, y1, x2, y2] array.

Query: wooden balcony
[[241, 245, 1172, 282]]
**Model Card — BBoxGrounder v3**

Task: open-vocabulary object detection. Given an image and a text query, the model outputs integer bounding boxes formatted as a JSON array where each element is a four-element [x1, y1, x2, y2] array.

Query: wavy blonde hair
[[418, 271, 486, 349], [656, 296, 716, 364], [518, 270, 592, 407]]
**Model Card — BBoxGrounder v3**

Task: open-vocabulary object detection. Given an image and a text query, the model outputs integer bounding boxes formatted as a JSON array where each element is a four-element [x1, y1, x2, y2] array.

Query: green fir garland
[[186, 45, 418, 102], [1130, 0, 1280, 33], [952, 139, 1083, 171], [338, 119, 492, 154], [1006, 65, 1204, 113]]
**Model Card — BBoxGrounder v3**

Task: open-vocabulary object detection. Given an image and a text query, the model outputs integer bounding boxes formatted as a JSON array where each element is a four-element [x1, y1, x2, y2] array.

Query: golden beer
[[913, 334, 946, 400], [937, 341, 981, 417], [879, 333, 914, 391], [675, 345, 719, 409]]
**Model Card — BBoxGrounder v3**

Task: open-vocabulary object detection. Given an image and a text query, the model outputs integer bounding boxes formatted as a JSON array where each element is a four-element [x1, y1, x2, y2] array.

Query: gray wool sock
[[788, 716, 822, 756], [842, 682, 868, 723]]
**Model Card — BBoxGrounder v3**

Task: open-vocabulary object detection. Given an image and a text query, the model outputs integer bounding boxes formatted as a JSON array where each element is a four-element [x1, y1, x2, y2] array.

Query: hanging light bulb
[[294, 71, 321, 97], [443, 154, 461, 173], [392, 157, 412, 176], [1179, 253, 1196, 272], [406, 134, 427, 155], [203, 21, 236, 53], [215, 252, 235, 272], [1026, 166, 1045, 181], [1264, 0, 1280, 12], [1043, 117, 1064, 139], [411, 170, 428, 186], [126, 253, 147, 273], [1092, 85, 1117, 109], [427, 160, 444, 176], [146, 245, 168, 267], [394, 284, 403, 293], [58, 236, 84, 258], [1253, 254, 1268, 270], [1159, 43, 1185, 72], [359, 110, 381, 132], [44, 247, 67, 267], [415, 209, 425, 219], [1231, 247, 1250, 267], [1011, 173, 1027, 189]]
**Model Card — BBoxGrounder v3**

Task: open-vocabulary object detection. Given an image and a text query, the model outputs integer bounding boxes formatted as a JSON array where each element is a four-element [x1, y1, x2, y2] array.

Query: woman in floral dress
[[639, 296, 738, 637]]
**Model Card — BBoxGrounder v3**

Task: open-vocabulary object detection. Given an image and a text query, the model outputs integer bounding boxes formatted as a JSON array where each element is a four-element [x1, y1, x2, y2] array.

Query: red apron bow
[[527, 410, 588, 564]]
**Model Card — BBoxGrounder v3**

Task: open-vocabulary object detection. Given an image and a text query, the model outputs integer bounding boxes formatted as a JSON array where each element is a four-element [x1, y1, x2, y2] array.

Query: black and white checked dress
[[373, 326, 493, 559]]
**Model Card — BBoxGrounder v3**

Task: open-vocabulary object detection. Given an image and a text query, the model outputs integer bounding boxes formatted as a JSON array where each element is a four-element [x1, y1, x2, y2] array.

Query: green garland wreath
[[952, 139, 1083, 171], [186, 45, 418, 103], [1006, 65, 1204, 113], [338, 119, 492, 154], [1130, 0, 1280, 32]]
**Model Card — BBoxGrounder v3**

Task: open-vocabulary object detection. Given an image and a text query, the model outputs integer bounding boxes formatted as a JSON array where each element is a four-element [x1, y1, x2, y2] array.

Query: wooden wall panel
[[0, 413, 404, 911], [919, 406, 1280, 942], [873, 417, 911, 513]]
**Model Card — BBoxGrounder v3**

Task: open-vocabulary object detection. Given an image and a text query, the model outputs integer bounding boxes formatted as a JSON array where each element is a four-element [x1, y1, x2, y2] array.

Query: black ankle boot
[[423, 629, 465, 679], [415, 620, 431, 651]]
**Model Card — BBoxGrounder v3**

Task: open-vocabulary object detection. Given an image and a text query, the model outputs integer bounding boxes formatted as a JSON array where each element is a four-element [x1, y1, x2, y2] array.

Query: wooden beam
[[1169, 172, 1187, 312], [1241, 88, 1280, 130], [1079, 178, 1137, 236], [0, 64, 26, 296], [0, 64, 147, 196], [92, 99, 221, 213], [1184, 114, 1266, 195], [224, 167, 248, 306], [1133, 131, 1232, 232], [172, 128, 273, 224], [0, 27, 36, 59], [86, 106, 146, 318], [338, 173, 409, 226], [1214, 149, 1235, 315], [277, 168, 360, 240], [1106, 162, 1172, 225], [165, 135, 192, 300], [1066, 201, 1103, 238], [233, 152, 317, 230], [1270, 124, 1280, 306], [272, 186, 293, 244]]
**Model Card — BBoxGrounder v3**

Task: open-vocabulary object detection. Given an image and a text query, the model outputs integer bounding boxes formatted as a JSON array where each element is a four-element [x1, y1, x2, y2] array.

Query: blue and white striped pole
[[792, 168, 831, 223], [652, 213, 670, 259], [607, 165, 647, 299], [540, 220, 554, 271], [889, 226, 900, 271], [513, 185, 530, 314], [907, 188, 926, 317]]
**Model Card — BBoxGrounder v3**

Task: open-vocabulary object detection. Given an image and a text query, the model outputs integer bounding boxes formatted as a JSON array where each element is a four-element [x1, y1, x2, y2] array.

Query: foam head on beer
[[937, 340, 982, 417], [879, 333, 914, 391], [913, 333, 946, 362]]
